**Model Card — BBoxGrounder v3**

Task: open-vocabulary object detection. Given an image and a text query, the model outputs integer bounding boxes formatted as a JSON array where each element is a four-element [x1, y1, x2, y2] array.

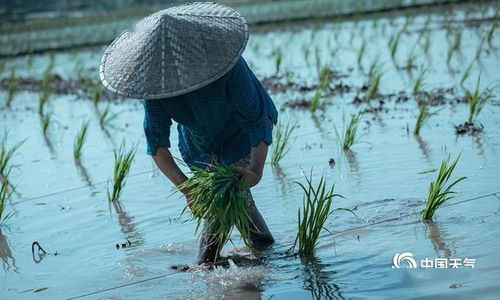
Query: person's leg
[[197, 219, 225, 264], [239, 190, 275, 250]]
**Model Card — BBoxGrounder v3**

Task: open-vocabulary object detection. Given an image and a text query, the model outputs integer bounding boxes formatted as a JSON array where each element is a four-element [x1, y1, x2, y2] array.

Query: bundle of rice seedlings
[[99, 105, 117, 128], [273, 47, 283, 76], [334, 113, 361, 150], [414, 101, 438, 135], [38, 74, 51, 115], [289, 172, 346, 259], [422, 154, 466, 220], [311, 67, 330, 112], [0, 173, 14, 224], [460, 61, 474, 86], [413, 67, 428, 95], [108, 142, 136, 202], [92, 83, 103, 107], [178, 164, 254, 253], [6, 69, 16, 108], [73, 121, 89, 160], [365, 70, 382, 102], [468, 75, 493, 123], [0, 134, 23, 181], [271, 121, 296, 166]]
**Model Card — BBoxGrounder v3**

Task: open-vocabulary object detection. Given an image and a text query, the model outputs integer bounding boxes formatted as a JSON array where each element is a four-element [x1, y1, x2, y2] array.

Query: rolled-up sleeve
[[226, 58, 274, 147], [143, 100, 172, 155]]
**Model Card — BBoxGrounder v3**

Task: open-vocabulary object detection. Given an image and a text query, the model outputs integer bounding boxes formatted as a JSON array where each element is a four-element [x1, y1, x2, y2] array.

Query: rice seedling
[[0, 175, 14, 225], [405, 51, 418, 71], [177, 163, 254, 256], [73, 121, 89, 161], [446, 31, 462, 65], [357, 39, 366, 66], [422, 32, 431, 55], [421, 154, 466, 220], [6, 69, 16, 108], [99, 105, 117, 128], [311, 67, 330, 112], [92, 82, 103, 107], [475, 37, 485, 61], [38, 74, 51, 115], [460, 60, 474, 86], [414, 100, 438, 135], [273, 47, 283, 76], [389, 29, 403, 58], [334, 113, 361, 150], [41, 113, 51, 136], [365, 69, 382, 102], [487, 24, 496, 46], [367, 58, 382, 78], [413, 67, 428, 95], [288, 172, 346, 259], [107, 142, 136, 202], [271, 121, 296, 166], [0, 134, 23, 181], [468, 75, 493, 123]]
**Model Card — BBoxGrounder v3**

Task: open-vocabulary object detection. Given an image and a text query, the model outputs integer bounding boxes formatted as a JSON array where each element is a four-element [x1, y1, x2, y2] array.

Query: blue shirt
[[143, 57, 278, 169]]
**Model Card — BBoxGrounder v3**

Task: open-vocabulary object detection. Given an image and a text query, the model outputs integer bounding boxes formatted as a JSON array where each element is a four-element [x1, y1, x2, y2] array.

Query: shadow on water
[[301, 256, 345, 300], [0, 229, 18, 273], [424, 220, 455, 259]]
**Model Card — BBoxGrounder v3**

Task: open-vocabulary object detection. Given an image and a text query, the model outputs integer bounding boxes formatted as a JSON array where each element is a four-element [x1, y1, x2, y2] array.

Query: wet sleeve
[[143, 100, 172, 155], [226, 58, 274, 147]]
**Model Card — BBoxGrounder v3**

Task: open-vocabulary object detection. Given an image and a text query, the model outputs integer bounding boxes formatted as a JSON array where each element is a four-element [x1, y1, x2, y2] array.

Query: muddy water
[[1, 4, 500, 300]]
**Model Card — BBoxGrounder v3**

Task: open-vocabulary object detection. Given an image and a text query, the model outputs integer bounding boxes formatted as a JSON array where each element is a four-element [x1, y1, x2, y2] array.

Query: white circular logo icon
[[392, 252, 417, 268]]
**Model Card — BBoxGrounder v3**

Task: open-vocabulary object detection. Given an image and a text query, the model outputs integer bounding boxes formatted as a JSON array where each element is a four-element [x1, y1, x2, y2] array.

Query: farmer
[[99, 2, 276, 264]]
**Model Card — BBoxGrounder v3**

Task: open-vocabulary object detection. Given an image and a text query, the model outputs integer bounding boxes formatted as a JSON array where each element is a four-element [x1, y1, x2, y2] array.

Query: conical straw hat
[[100, 2, 249, 100]]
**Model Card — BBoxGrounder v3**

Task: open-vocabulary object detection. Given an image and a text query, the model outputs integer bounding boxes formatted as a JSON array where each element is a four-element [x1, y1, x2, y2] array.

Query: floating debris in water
[[328, 158, 335, 167], [32, 241, 58, 263], [455, 122, 484, 136], [116, 239, 132, 250]]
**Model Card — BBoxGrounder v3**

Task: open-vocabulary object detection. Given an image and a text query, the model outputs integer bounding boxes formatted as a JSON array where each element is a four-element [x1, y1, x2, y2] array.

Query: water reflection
[[110, 200, 143, 247], [472, 135, 485, 157], [302, 257, 344, 299], [424, 220, 454, 258], [75, 159, 92, 186], [415, 134, 431, 161], [0, 229, 18, 273], [271, 165, 291, 198], [344, 149, 360, 175]]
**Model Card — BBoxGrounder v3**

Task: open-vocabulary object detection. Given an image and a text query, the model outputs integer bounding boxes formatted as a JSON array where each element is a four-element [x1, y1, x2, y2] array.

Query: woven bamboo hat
[[100, 2, 248, 99]]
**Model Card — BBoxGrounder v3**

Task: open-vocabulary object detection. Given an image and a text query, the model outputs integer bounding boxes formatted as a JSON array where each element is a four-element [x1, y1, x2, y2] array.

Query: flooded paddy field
[[1, 1, 500, 299]]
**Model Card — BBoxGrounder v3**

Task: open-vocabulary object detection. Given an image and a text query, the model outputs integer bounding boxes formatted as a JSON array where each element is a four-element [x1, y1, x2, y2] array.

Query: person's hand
[[233, 165, 262, 190], [179, 182, 195, 209]]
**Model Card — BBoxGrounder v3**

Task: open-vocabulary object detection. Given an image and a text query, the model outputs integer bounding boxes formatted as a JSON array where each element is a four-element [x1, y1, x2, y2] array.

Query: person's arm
[[152, 147, 194, 204], [152, 147, 188, 187], [233, 141, 268, 189]]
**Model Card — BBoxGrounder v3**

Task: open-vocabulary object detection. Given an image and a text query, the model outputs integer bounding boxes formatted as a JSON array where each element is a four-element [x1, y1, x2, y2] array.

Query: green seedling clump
[[414, 101, 437, 135], [73, 121, 89, 160], [468, 75, 493, 124], [178, 164, 255, 258], [335, 113, 361, 150], [108, 142, 136, 202], [289, 172, 346, 259], [271, 121, 296, 166], [422, 154, 466, 220]]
